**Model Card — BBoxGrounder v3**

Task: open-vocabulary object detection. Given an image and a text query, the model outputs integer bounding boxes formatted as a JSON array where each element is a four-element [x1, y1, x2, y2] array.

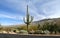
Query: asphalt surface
[[0, 34, 60, 38]]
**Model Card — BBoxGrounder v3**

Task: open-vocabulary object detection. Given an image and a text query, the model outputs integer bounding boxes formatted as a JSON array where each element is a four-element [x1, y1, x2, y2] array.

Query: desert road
[[0, 33, 60, 38]]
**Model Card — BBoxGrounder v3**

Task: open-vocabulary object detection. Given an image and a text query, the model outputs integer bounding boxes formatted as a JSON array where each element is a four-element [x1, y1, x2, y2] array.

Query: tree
[[41, 22, 49, 32], [53, 23, 58, 34], [41, 22, 54, 34], [46, 22, 58, 34], [58, 26, 60, 33], [23, 5, 33, 33], [48, 25, 54, 34], [37, 24, 41, 30]]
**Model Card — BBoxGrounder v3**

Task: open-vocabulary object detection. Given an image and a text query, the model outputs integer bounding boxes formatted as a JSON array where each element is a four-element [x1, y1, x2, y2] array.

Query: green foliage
[[47, 24, 54, 34], [37, 24, 41, 30], [44, 22, 58, 34], [16, 27, 23, 31], [37, 22, 59, 34], [34, 30, 46, 34], [29, 25, 38, 31], [56, 25, 60, 33], [53, 23, 58, 34]]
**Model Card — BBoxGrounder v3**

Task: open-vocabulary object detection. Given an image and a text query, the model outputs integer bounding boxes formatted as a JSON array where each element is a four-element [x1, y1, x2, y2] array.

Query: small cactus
[[23, 5, 33, 33]]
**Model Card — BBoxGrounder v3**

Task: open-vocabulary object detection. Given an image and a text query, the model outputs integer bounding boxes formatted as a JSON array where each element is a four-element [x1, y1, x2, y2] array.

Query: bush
[[13, 30, 16, 32], [34, 30, 45, 34]]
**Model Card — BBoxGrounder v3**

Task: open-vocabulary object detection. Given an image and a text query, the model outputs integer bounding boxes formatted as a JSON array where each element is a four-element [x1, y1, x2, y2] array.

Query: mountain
[[33, 18, 60, 26]]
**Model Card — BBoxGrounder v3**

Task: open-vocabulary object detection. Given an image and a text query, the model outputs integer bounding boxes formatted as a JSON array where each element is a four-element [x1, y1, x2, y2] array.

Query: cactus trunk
[[27, 24, 28, 33]]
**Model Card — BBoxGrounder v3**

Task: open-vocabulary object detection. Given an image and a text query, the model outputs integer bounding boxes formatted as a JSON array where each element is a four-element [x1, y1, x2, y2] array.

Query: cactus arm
[[29, 16, 33, 23], [31, 16, 33, 22], [23, 17, 27, 24]]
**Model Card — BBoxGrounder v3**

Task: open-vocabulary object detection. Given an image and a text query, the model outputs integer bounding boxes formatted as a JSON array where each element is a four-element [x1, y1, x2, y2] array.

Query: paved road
[[0, 34, 60, 38]]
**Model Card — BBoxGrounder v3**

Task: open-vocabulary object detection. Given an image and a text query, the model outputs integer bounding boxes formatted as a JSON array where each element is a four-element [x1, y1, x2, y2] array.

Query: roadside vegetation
[[0, 21, 60, 35]]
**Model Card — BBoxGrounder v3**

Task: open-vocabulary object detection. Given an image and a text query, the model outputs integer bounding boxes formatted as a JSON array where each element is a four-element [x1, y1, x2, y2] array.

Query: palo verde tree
[[37, 23, 41, 30], [23, 5, 33, 33], [47, 22, 55, 34], [53, 22, 58, 34]]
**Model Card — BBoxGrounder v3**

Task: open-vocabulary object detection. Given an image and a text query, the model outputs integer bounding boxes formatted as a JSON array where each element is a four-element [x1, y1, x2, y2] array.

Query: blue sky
[[0, 0, 60, 25]]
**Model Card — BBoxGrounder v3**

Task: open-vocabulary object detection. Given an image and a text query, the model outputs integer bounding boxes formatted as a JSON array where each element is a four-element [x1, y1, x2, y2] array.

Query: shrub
[[34, 30, 45, 34], [13, 30, 16, 33]]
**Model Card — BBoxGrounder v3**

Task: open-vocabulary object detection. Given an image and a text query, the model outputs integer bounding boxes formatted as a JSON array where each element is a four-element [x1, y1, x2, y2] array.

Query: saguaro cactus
[[23, 5, 33, 33]]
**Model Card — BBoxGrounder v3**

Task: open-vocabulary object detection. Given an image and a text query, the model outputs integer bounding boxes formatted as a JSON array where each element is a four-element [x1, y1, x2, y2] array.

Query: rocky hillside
[[33, 18, 60, 26]]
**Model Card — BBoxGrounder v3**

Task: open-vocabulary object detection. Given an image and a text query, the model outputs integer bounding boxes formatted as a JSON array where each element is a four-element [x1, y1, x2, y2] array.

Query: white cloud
[[48, 10, 60, 18], [41, 0, 60, 18], [41, 0, 60, 15], [0, 11, 23, 21]]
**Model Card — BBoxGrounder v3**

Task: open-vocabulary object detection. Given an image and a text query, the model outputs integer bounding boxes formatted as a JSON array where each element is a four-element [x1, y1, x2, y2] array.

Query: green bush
[[34, 30, 45, 34]]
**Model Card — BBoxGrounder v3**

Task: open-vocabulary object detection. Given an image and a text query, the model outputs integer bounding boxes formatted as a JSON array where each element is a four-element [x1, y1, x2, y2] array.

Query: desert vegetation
[[23, 5, 33, 33], [0, 21, 60, 35]]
